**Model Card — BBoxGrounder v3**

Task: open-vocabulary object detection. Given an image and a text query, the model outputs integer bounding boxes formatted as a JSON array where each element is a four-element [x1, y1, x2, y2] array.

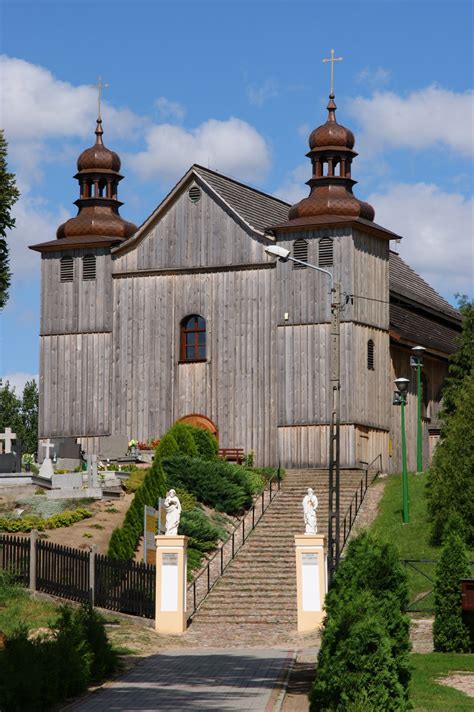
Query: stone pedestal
[[155, 535, 188, 634], [295, 534, 327, 632]]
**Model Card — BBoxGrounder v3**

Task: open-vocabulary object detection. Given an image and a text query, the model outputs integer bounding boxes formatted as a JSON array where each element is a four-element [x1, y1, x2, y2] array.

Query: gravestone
[[0, 453, 17, 473], [56, 438, 82, 471], [0, 428, 16, 454], [98, 435, 129, 461], [39, 439, 54, 479]]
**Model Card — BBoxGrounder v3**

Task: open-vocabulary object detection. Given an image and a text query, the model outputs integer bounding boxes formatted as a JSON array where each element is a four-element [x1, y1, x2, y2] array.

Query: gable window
[[60, 256, 74, 282], [82, 254, 96, 281], [180, 315, 206, 362], [318, 237, 333, 267], [367, 339, 375, 371], [293, 239, 308, 269]]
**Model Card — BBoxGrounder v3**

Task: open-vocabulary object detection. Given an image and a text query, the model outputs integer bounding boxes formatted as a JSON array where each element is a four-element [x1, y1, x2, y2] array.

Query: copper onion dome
[[56, 117, 137, 240], [288, 95, 375, 222]]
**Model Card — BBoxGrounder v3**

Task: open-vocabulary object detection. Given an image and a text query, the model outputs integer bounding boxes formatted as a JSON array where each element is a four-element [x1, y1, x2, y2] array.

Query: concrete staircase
[[187, 468, 364, 642]]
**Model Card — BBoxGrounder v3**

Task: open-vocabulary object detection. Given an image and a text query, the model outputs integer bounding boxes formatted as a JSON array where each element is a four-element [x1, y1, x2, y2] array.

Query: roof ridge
[[192, 164, 291, 208]]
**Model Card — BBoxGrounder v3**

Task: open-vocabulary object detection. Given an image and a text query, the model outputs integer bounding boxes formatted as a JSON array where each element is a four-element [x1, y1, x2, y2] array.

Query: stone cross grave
[[0, 427, 16, 454], [39, 439, 55, 478]]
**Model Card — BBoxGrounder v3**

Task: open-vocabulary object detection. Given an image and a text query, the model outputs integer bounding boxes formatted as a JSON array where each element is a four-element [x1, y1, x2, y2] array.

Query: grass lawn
[[411, 653, 474, 711], [0, 575, 59, 636], [370, 472, 474, 607]]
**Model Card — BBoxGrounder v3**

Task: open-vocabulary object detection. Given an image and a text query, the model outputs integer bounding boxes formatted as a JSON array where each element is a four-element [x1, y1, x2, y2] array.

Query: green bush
[[123, 468, 146, 493], [162, 455, 252, 514], [433, 514, 471, 652], [169, 422, 199, 457], [179, 508, 220, 553], [154, 431, 180, 460], [0, 508, 92, 533], [427, 371, 474, 545], [0, 604, 117, 712], [311, 591, 409, 712], [188, 425, 218, 460]]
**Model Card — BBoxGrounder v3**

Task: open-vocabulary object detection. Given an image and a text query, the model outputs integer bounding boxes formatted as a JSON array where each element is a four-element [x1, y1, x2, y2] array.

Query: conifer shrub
[[162, 455, 251, 514], [179, 508, 220, 553], [154, 430, 180, 460], [187, 425, 219, 460], [433, 513, 471, 652], [169, 422, 198, 457]]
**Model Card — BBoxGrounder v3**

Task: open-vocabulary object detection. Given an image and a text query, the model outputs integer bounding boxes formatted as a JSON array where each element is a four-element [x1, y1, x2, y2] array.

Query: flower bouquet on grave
[[22, 453, 35, 472], [127, 439, 138, 456]]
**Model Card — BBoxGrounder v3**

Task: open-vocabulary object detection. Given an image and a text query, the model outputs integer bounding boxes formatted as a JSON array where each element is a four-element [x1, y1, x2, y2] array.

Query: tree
[[433, 514, 471, 652], [427, 371, 474, 544], [0, 130, 20, 309], [0, 381, 23, 444], [441, 296, 474, 418], [21, 380, 39, 454]]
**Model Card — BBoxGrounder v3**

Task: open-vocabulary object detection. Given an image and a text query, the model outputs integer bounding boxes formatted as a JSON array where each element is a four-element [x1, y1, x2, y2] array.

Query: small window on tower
[[367, 339, 375, 371], [318, 237, 333, 267], [82, 254, 96, 281], [60, 256, 74, 282], [293, 239, 308, 269]]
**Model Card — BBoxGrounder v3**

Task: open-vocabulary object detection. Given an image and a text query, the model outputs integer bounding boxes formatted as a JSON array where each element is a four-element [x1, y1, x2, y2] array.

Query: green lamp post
[[411, 345, 426, 474], [394, 377, 410, 524]]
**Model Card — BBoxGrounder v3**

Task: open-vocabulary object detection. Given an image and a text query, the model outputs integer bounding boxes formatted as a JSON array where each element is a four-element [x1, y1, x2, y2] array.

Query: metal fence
[[0, 534, 156, 619], [341, 453, 382, 551], [403, 558, 474, 613]]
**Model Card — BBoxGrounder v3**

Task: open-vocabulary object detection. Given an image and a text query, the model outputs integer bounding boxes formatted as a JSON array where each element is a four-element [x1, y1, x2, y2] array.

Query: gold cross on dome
[[97, 76, 109, 119], [322, 49, 343, 96]]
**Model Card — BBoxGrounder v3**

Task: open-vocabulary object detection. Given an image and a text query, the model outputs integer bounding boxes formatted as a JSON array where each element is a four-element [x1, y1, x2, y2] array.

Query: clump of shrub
[[108, 460, 166, 560], [122, 468, 146, 493], [0, 604, 117, 712], [162, 455, 253, 514], [168, 422, 198, 458], [433, 514, 472, 653], [187, 426, 218, 460], [310, 532, 411, 711], [0, 508, 92, 533], [154, 430, 180, 460]]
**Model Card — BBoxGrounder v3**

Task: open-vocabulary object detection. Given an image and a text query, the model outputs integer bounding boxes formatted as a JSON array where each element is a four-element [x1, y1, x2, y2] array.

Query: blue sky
[[1, 0, 473, 392]]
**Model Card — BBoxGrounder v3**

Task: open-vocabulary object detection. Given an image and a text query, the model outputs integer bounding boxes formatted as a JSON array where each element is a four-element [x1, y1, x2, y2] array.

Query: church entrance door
[[177, 414, 219, 440]]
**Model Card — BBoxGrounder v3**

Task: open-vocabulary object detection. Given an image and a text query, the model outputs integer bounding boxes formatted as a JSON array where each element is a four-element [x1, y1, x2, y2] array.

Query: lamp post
[[265, 244, 341, 586], [411, 345, 426, 474], [394, 377, 410, 524]]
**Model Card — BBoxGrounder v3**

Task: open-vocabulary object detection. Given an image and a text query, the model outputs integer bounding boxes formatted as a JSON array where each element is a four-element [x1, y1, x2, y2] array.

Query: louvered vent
[[367, 339, 375, 371], [318, 237, 333, 267], [60, 256, 74, 283], [188, 185, 202, 203], [82, 254, 96, 281], [293, 239, 308, 269]]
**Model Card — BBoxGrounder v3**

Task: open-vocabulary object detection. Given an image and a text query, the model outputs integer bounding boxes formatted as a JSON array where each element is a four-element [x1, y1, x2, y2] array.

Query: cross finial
[[96, 76, 109, 119], [322, 48, 343, 97]]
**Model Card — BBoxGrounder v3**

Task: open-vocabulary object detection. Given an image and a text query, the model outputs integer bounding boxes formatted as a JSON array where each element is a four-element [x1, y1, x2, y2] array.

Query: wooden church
[[30, 93, 461, 472]]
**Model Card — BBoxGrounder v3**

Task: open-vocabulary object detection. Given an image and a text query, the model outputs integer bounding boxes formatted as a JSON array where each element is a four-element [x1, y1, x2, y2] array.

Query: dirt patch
[[436, 672, 474, 698]]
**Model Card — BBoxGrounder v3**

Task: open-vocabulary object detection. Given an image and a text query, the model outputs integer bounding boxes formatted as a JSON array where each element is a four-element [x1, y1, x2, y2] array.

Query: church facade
[[31, 97, 461, 472]]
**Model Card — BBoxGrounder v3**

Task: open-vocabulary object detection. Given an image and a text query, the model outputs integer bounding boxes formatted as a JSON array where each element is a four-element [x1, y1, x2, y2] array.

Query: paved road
[[66, 648, 293, 712]]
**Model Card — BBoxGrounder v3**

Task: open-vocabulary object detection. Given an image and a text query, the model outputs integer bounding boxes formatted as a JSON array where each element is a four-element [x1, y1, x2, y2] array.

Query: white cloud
[[128, 118, 272, 184], [349, 85, 474, 157], [274, 163, 309, 204], [355, 67, 391, 88], [369, 182, 473, 298], [1, 372, 38, 394], [154, 97, 185, 122], [7, 197, 70, 278], [246, 78, 279, 107]]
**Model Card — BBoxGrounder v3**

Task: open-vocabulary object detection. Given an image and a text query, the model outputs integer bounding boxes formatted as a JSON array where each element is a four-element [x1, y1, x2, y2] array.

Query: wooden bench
[[218, 448, 244, 464]]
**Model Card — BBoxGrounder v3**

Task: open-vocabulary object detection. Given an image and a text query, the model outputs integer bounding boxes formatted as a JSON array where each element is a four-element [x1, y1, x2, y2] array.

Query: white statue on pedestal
[[164, 489, 181, 535], [303, 488, 318, 534]]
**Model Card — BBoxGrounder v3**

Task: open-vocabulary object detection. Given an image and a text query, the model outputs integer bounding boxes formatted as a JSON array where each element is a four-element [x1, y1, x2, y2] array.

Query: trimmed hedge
[[162, 454, 253, 514], [168, 422, 198, 458], [0, 508, 92, 533]]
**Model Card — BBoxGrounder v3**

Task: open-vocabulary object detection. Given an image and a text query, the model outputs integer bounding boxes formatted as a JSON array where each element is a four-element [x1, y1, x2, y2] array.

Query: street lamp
[[265, 244, 341, 585], [394, 377, 410, 524], [411, 345, 426, 474]]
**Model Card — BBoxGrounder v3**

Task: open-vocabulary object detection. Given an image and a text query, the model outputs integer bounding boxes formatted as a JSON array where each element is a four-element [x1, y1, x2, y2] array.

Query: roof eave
[[268, 215, 401, 241]]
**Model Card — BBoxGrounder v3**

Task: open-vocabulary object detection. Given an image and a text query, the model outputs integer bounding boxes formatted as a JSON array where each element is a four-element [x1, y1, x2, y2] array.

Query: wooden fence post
[[89, 544, 97, 606], [29, 529, 38, 591]]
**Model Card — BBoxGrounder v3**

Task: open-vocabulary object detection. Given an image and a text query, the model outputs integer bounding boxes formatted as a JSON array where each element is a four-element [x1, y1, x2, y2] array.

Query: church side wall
[[111, 267, 278, 466], [389, 345, 448, 472], [39, 333, 112, 437], [352, 230, 390, 330]]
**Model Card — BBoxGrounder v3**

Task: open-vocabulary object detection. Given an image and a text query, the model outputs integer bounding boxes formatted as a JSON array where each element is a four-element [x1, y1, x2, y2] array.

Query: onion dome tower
[[288, 94, 375, 222], [56, 116, 137, 241]]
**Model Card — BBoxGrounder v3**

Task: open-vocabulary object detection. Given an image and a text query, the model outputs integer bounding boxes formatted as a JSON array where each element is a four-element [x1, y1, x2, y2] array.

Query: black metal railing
[[341, 453, 382, 551], [187, 473, 282, 618], [0, 534, 30, 585], [36, 540, 90, 603], [95, 554, 155, 619]]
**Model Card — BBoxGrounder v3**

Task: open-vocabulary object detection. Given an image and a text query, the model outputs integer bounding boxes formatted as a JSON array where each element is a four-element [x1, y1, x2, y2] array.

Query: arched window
[[318, 237, 333, 267], [180, 315, 206, 362], [82, 254, 96, 281], [293, 239, 308, 269], [367, 339, 375, 371], [60, 256, 74, 282]]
